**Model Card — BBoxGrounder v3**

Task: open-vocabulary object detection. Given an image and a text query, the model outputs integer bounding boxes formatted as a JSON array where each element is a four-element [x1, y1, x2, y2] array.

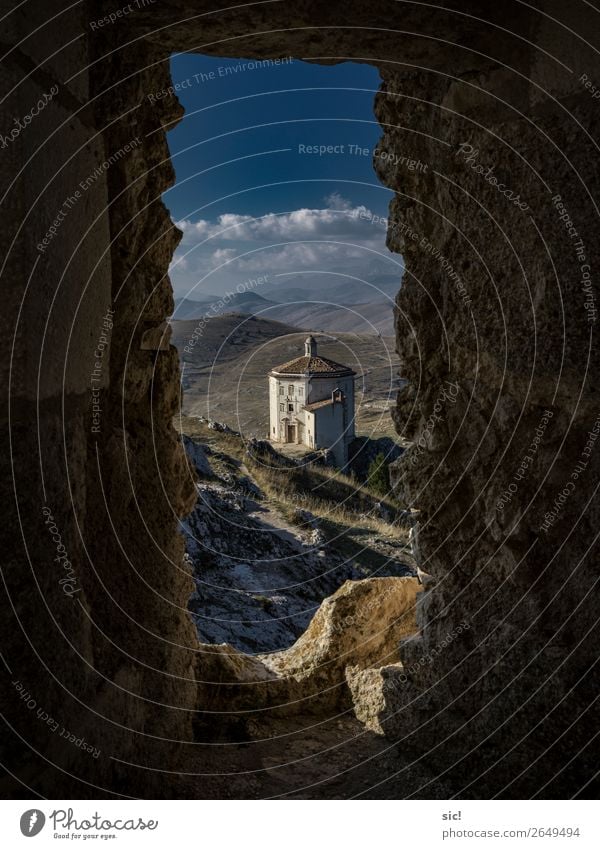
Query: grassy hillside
[[180, 417, 413, 574], [259, 300, 394, 336]]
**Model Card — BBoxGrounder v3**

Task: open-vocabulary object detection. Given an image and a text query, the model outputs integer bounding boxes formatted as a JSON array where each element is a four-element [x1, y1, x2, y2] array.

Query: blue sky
[[164, 53, 402, 300]]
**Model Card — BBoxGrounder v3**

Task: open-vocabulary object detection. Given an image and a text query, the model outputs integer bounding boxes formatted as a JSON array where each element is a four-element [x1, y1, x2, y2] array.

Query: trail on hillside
[[180, 422, 415, 654]]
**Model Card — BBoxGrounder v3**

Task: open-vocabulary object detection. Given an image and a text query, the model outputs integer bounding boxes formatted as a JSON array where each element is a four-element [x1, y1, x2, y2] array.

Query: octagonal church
[[269, 336, 356, 467]]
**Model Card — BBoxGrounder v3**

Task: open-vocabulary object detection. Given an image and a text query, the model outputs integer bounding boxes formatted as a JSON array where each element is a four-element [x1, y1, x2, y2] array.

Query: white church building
[[268, 336, 356, 467]]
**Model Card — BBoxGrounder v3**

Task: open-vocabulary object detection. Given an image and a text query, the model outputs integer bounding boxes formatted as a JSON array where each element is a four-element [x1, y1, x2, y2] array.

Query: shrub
[[367, 452, 390, 497]]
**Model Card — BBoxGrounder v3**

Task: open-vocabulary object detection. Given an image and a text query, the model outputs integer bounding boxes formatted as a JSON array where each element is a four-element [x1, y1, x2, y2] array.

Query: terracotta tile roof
[[303, 398, 337, 411], [270, 354, 355, 376]]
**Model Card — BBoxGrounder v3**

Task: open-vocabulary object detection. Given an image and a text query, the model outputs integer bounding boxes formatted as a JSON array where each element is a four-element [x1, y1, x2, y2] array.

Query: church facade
[[268, 336, 356, 467]]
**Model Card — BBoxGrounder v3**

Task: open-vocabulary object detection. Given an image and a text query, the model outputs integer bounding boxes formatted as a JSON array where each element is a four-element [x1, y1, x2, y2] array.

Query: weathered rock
[[207, 420, 236, 433], [182, 434, 213, 477], [182, 462, 367, 652], [346, 663, 407, 734], [260, 577, 421, 709], [191, 576, 420, 719]]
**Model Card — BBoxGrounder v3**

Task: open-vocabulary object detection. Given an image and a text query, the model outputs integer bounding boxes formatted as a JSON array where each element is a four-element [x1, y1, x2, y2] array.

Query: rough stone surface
[[260, 577, 420, 709], [193, 576, 420, 723], [346, 663, 406, 735]]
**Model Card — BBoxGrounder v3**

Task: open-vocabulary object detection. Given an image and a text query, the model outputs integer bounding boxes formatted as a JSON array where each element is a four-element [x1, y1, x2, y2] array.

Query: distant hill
[[172, 290, 395, 335], [263, 300, 394, 336], [261, 273, 402, 305], [172, 295, 217, 320], [172, 291, 275, 320], [171, 312, 300, 372]]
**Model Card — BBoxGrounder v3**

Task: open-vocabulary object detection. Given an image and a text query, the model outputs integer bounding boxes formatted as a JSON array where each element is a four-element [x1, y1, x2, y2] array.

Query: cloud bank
[[169, 193, 402, 300]]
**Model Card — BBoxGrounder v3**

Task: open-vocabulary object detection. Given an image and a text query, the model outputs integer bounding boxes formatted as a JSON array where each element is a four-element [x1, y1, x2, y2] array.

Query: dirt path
[[239, 461, 316, 549]]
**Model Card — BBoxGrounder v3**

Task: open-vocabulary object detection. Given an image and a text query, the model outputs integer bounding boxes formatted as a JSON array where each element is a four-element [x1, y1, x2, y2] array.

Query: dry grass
[[247, 462, 404, 538], [176, 417, 411, 577]]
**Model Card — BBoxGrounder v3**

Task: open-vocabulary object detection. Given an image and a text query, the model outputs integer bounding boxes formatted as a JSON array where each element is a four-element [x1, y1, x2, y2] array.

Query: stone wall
[[2, 0, 598, 798], [1, 0, 198, 798], [374, 6, 600, 796]]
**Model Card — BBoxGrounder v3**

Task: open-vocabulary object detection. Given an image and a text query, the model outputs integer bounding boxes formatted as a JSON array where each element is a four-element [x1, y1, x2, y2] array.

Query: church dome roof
[[270, 353, 355, 377]]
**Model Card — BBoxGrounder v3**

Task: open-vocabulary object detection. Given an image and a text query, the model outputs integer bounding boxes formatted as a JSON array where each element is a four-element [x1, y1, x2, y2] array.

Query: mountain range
[[172, 275, 400, 335]]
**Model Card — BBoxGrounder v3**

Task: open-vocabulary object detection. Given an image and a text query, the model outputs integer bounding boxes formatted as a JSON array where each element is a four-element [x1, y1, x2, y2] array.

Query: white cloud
[[324, 191, 355, 211], [170, 194, 400, 296], [210, 247, 238, 264], [234, 242, 375, 271], [176, 196, 376, 244]]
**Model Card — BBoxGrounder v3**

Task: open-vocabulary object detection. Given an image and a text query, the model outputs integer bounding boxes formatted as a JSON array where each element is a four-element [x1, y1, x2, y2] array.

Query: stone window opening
[[162, 48, 410, 675]]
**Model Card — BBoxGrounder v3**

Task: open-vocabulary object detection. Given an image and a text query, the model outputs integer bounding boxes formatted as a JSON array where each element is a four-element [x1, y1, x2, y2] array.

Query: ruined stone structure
[[2, 0, 598, 798]]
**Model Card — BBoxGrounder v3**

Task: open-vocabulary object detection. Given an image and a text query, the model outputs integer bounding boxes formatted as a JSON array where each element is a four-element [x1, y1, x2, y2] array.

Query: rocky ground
[[179, 418, 416, 654], [172, 713, 453, 799]]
